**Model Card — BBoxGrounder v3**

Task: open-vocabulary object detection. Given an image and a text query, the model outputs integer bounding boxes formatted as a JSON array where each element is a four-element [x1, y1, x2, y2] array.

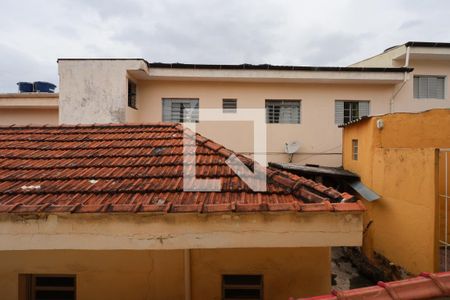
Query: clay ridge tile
[[296, 272, 450, 300]]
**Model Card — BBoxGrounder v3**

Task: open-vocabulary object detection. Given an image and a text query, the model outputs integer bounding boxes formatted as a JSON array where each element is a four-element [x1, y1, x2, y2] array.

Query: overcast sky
[[0, 0, 449, 92]]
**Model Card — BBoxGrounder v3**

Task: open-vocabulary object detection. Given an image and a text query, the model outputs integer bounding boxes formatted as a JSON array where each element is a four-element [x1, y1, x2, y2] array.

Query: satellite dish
[[284, 141, 300, 154]]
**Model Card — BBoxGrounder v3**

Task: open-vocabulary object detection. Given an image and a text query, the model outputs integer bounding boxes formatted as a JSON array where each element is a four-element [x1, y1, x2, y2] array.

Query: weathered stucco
[[58, 59, 148, 124], [343, 109, 450, 274], [0, 212, 363, 250]]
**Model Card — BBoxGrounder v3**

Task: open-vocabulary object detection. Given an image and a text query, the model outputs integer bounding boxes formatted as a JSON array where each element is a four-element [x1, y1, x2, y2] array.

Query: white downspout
[[184, 249, 191, 300], [404, 46, 411, 68]]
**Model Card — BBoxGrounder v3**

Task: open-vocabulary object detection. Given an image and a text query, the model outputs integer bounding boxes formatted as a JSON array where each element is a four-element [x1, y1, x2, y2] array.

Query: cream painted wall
[[393, 60, 450, 112], [0, 93, 58, 125], [132, 80, 394, 166], [0, 108, 58, 125], [350, 45, 406, 68], [0, 248, 330, 300], [351, 46, 450, 113]]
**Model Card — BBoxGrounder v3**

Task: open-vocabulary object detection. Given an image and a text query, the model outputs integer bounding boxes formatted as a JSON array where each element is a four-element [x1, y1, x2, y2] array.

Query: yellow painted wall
[[191, 248, 330, 299], [343, 109, 450, 274], [439, 151, 450, 243], [370, 148, 438, 273], [0, 248, 330, 300]]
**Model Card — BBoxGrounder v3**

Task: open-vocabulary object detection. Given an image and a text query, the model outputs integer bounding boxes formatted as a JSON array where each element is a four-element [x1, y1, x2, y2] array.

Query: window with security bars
[[352, 139, 358, 161], [414, 75, 445, 99], [265, 100, 300, 124], [222, 274, 263, 300], [20, 274, 76, 300], [223, 99, 237, 113], [335, 100, 370, 125], [162, 98, 199, 123], [128, 79, 137, 109]]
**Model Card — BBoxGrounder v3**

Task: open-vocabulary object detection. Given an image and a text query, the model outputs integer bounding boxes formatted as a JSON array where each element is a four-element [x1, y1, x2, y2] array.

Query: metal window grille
[[223, 99, 237, 113], [352, 139, 358, 160], [22, 274, 76, 300], [222, 274, 263, 300], [162, 99, 199, 123], [265, 100, 300, 124], [128, 80, 137, 109]]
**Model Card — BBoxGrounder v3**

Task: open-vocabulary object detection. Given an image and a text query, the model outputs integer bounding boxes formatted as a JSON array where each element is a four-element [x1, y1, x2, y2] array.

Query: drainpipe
[[389, 46, 411, 113], [184, 249, 191, 300], [404, 46, 411, 68]]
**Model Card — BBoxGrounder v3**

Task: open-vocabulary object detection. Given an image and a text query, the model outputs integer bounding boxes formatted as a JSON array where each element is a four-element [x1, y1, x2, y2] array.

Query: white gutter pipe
[[184, 249, 191, 300]]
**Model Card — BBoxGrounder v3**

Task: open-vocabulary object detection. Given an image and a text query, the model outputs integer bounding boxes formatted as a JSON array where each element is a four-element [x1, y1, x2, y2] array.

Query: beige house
[[0, 123, 364, 299], [0, 41, 449, 166]]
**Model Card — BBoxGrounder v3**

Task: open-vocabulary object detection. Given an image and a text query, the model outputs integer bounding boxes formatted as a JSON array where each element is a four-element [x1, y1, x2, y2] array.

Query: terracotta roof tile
[[295, 272, 450, 300], [0, 123, 363, 215]]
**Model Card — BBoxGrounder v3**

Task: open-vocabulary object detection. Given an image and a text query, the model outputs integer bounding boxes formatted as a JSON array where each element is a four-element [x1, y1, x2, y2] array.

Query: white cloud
[[0, 0, 449, 92]]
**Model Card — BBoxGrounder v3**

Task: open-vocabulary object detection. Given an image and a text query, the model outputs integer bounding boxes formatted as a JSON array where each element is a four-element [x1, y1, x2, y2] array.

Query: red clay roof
[[0, 123, 363, 214], [296, 272, 450, 300]]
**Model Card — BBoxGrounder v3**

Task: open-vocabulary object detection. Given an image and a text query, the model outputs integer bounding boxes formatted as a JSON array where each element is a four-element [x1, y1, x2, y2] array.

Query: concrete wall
[[0, 212, 363, 250], [132, 80, 394, 165], [343, 109, 450, 274], [58, 59, 147, 124], [0, 248, 330, 300]]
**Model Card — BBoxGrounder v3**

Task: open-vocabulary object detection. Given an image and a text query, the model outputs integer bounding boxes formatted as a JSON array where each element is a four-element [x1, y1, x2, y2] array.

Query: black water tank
[[17, 82, 34, 93], [33, 81, 56, 93]]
